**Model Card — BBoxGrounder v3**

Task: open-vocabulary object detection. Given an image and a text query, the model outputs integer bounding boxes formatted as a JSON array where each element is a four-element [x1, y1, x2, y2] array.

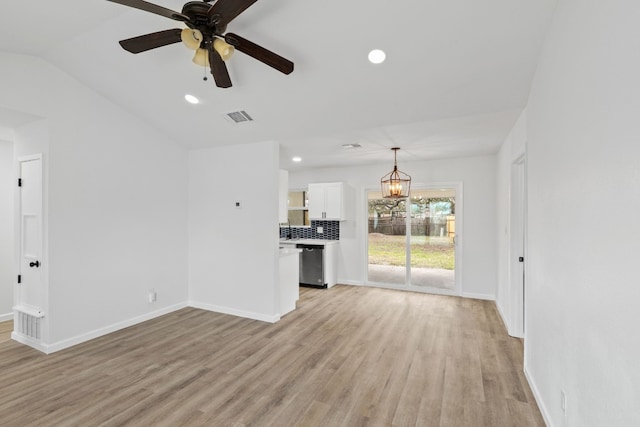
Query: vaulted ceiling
[[0, 0, 557, 169]]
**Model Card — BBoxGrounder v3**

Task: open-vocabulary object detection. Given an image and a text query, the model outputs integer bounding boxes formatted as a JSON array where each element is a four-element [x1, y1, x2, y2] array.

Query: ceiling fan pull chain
[[203, 62, 208, 81]]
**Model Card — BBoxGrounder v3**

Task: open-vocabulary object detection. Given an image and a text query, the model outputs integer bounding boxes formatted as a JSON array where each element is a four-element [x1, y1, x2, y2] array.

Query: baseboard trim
[[461, 292, 495, 301], [188, 301, 280, 324], [0, 312, 13, 322], [524, 364, 553, 427], [41, 302, 188, 354], [11, 332, 49, 353], [337, 280, 363, 286], [495, 301, 511, 332]]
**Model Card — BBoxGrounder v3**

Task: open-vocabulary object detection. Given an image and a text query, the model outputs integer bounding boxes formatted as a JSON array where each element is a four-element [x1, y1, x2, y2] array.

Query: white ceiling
[[0, 0, 557, 170]]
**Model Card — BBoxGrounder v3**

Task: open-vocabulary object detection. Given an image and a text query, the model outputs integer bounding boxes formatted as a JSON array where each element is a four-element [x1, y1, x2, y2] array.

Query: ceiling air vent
[[342, 143, 362, 149], [224, 110, 254, 124]]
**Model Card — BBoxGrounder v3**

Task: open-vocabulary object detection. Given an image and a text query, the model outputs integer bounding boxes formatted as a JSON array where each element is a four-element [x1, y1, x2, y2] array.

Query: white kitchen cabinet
[[279, 169, 288, 223], [308, 182, 344, 220], [323, 242, 338, 288]]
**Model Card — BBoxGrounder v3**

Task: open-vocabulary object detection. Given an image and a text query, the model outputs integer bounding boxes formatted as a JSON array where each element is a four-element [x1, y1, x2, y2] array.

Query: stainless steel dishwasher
[[297, 244, 325, 288]]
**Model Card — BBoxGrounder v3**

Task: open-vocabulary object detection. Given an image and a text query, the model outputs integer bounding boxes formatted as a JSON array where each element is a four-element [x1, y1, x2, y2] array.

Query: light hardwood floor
[[0, 285, 544, 426]]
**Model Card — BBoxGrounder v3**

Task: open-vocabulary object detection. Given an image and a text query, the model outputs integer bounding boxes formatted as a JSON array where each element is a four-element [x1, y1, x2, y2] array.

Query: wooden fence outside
[[369, 216, 455, 237]]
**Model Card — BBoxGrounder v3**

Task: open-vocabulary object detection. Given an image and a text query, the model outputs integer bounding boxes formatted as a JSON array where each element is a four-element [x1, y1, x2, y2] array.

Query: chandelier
[[381, 147, 411, 199]]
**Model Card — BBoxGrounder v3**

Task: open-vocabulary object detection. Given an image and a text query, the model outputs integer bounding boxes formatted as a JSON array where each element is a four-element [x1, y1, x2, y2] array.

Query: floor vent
[[224, 110, 254, 124], [14, 306, 44, 341], [17, 312, 41, 340]]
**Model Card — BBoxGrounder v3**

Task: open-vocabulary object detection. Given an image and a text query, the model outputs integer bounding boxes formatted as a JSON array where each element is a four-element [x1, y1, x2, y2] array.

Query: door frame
[[14, 154, 47, 340], [364, 181, 463, 297], [508, 156, 526, 338]]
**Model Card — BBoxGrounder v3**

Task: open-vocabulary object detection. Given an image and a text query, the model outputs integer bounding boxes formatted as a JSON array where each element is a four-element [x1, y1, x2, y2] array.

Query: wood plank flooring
[[0, 320, 12, 344], [0, 285, 544, 426]]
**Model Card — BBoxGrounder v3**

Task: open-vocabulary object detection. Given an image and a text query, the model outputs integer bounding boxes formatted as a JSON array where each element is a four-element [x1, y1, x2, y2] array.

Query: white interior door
[[17, 156, 44, 312]]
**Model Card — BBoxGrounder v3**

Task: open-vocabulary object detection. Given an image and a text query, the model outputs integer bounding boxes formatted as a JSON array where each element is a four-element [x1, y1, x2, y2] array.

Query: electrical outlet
[[560, 390, 567, 415], [317, 226, 323, 233], [148, 290, 157, 303]]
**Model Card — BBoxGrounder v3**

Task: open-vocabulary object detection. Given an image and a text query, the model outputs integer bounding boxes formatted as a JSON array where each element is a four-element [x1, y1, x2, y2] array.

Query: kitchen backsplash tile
[[280, 220, 340, 240]]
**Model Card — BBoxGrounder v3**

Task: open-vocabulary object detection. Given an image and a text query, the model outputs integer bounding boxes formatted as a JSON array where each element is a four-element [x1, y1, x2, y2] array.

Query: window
[[288, 190, 310, 226]]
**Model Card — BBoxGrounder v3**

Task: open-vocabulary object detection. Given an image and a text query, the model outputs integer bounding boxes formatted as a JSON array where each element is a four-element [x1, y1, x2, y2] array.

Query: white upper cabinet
[[308, 182, 345, 220]]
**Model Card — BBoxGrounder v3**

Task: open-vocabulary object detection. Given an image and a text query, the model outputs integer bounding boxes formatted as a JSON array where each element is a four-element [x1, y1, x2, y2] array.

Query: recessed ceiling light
[[185, 94, 199, 104], [368, 49, 386, 64], [292, 157, 302, 162]]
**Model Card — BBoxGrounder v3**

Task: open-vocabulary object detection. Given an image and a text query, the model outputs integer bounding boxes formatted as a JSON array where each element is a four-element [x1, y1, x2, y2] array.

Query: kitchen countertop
[[279, 239, 339, 246], [279, 247, 302, 257]]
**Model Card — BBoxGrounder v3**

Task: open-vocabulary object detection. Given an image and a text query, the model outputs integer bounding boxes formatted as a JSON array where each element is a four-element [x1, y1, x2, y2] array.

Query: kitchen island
[[278, 246, 302, 316]]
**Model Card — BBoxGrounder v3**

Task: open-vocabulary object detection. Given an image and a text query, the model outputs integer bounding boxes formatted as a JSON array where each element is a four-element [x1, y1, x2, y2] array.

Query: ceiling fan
[[106, 0, 294, 88]]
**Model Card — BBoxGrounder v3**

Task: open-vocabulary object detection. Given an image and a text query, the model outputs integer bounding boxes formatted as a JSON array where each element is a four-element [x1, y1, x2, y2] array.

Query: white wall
[[524, 0, 640, 425], [0, 127, 14, 141], [1, 52, 189, 350], [188, 141, 280, 322], [495, 110, 527, 334], [0, 140, 13, 320], [289, 154, 497, 299]]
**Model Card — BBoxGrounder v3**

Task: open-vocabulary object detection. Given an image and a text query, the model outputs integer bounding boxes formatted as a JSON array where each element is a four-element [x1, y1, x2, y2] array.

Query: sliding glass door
[[367, 193, 407, 285], [367, 186, 459, 294]]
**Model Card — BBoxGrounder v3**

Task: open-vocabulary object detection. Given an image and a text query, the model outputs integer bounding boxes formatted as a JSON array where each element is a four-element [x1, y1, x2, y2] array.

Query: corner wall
[[0, 140, 13, 320], [188, 141, 280, 321], [1, 52, 189, 350], [524, 0, 640, 425]]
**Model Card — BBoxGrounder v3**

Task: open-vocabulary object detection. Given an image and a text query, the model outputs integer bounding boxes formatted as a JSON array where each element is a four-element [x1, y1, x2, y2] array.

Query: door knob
[[29, 260, 40, 268]]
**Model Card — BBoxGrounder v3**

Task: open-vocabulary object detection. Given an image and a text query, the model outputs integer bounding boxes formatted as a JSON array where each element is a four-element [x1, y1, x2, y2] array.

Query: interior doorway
[[16, 154, 45, 316], [509, 157, 526, 337], [366, 184, 462, 296]]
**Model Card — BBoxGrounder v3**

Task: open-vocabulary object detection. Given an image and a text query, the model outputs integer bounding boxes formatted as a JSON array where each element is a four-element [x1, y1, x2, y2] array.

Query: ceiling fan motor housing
[[182, 1, 226, 35]]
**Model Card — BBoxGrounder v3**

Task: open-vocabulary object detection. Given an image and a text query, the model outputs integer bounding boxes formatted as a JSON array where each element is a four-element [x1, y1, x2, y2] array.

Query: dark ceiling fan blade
[[208, 48, 233, 88], [207, 0, 258, 26], [119, 29, 182, 53], [224, 33, 294, 75], [106, 0, 190, 22]]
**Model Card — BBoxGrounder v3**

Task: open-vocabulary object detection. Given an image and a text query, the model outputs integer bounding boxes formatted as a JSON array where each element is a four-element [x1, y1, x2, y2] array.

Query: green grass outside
[[368, 233, 455, 270]]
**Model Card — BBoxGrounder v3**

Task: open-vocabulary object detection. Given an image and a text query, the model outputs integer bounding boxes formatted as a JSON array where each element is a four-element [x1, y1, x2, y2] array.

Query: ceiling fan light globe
[[213, 38, 234, 61], [181, 28, 203, 50], [192, 48, 210, 67]]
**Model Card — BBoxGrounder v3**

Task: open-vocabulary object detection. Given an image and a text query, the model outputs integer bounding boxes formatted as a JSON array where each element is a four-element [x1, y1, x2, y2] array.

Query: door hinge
[[17, 274, 21, 284], [18, 178, 22, 187]]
